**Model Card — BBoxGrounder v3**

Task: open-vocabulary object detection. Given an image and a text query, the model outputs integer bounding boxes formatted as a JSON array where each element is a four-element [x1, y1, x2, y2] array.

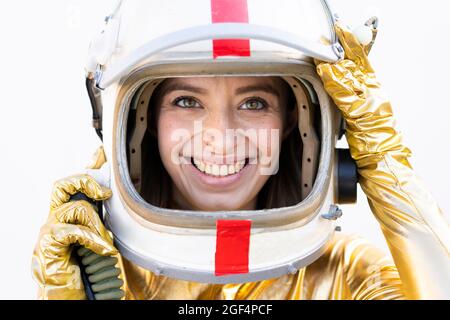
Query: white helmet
[[85, 0, 358, 284]]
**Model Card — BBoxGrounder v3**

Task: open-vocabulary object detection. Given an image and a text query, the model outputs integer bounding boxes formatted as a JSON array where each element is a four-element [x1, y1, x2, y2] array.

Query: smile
[[191, 157, 250, 177]]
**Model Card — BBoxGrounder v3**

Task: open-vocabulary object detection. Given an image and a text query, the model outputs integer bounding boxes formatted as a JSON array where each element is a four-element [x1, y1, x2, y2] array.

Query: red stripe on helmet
[[211, 0, 251, 58], [215, 220, 251, 276]]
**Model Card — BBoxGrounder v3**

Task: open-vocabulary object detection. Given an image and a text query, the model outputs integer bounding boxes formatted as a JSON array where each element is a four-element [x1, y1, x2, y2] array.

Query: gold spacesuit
[[32, 23, 450, 300]]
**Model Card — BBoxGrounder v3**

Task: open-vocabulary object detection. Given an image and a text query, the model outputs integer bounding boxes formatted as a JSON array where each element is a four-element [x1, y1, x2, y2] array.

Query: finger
[[317, 62, 362, 97], [51, 174, 112, 210], [316, 62, 366, 114], [52, 223, 118, 256], [334, 22, 373, 73], [52, 200, 111, 241], [320, 60, 368, 91], [86, 146, 107, 170]]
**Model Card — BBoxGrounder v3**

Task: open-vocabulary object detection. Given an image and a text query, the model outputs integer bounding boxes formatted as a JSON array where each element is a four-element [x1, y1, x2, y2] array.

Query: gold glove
[[316, 22, 450, 299], [32, 160, 122, 299]]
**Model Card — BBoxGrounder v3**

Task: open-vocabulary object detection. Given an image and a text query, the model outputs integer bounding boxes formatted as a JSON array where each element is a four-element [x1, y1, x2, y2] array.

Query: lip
[[185, 159, 253, 188], [184, 153, 249, 165]]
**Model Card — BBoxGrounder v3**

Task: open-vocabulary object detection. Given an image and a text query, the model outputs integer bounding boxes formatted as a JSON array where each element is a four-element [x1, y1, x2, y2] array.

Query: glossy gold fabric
[[118, 23, 450, 300], [315, 22, 450, 299], [33, 23, 450, 299], [31, 171, 121, 299], [120, 234, 404, 300]]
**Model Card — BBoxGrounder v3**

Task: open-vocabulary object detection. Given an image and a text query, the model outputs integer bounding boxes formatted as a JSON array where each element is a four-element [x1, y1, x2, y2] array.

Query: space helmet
[[84, 0, 358, 284]]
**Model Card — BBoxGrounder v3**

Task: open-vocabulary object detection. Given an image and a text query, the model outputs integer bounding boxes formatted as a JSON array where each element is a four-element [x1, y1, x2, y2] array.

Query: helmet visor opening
[[125, 75, 321, 211]]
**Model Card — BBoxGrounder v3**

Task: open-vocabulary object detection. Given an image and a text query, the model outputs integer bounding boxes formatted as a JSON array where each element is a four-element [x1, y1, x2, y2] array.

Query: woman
[[31, 15, 450, 300]]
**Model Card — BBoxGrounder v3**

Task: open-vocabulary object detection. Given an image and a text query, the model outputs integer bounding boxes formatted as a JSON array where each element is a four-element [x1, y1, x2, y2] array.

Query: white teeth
[[212, 164, 220, 176], [192, 158, 247, 177], [235, 161, 244, 172], [219, 165, 228, 176]]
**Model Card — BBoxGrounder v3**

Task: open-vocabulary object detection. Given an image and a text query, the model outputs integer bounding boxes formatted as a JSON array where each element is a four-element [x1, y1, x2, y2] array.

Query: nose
[[201, 104, 236, 155]]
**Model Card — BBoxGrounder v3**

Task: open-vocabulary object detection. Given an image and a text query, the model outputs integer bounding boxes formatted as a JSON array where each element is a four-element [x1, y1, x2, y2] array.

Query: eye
[[173, 97, 201, 108], [239, 98, 267, 110]]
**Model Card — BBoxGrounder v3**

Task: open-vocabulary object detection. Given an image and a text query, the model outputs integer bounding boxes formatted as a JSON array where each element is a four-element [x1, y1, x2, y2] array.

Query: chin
[[191, 197, 249, 212]]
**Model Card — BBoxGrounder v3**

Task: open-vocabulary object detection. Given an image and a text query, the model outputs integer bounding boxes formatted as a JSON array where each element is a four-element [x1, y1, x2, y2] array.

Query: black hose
[[86, 77, 103, 141], [76, 247, 124, 300]]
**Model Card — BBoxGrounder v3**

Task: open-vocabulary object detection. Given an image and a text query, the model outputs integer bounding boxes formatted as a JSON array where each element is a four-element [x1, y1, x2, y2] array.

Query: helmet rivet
[[288, 264, 298, 275], [322, 205, 343, 220]]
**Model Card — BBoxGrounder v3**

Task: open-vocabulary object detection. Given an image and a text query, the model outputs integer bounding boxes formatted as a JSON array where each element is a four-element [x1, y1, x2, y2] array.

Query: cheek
[[239, 114, 284, 150], [257, 116, 283, 132], [157, 113, 181, 163], [157, 111, 195, 165], [259, 118, 283, 161], [238, 107, 284, 131]]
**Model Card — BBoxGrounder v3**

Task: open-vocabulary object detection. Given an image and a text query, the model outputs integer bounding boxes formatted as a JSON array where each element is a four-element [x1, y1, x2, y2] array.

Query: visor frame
[[109, 56, 340, 230]]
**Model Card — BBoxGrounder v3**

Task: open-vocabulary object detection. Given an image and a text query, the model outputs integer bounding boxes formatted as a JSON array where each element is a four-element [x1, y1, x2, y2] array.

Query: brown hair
[[140, 78, 303, 209]]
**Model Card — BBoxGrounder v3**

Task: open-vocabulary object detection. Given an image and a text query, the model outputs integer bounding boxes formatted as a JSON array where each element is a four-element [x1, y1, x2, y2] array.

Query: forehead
[[164, 76, 283, 87], [157, 76, 290, 99]]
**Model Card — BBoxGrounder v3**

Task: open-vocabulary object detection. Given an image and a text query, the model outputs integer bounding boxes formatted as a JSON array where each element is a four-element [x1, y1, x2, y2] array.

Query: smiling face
[[153, 76, 298, 211]]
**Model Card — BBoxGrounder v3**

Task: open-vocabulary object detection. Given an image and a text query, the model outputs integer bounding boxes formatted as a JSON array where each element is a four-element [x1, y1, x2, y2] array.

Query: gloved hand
[[32, 172, 124, 300], [316, 22, 450, 299], [315, 22, 400, 164]]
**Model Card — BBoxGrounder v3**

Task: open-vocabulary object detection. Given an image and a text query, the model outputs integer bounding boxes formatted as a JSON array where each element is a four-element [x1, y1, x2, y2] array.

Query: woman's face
[[155, 76, 297, 211]]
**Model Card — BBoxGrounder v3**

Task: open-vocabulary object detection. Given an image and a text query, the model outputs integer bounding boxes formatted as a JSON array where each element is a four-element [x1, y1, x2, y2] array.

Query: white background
[[0, 0, 449, 299]]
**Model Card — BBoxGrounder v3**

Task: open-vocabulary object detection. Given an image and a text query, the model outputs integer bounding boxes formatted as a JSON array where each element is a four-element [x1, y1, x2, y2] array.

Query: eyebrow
[[234, 84, 280, 98], [160, 82, 280, 98], [160, 83, 209, 96]]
